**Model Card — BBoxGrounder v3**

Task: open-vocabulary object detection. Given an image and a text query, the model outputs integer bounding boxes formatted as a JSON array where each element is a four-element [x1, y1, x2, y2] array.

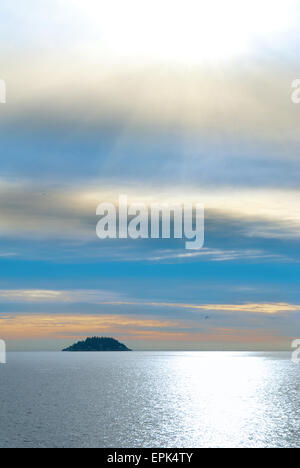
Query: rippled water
[[0, 351, 299, 448]]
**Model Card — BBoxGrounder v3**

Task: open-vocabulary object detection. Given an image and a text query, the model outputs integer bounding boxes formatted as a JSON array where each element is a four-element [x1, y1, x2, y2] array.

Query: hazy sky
[[0, 0, 300, 350]]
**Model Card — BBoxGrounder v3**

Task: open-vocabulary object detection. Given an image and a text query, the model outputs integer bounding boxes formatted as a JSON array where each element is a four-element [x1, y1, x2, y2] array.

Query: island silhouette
[[62, 337, 132, 352]]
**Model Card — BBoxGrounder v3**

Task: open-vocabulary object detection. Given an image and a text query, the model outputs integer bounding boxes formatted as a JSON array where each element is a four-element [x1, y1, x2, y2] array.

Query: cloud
[[1, 179, 300, 243], [146, 248, 290, 263], [0, 289, 122, 303], [1, 0, 300, 156], [2, 58, 300, 147], [0, 252, 16, 258], [0, 313, 180, 339], [0, 1, 299, 352], [0, 289, 299, 316], [0, 288, 297, 349], [101, 301, 300, 315]]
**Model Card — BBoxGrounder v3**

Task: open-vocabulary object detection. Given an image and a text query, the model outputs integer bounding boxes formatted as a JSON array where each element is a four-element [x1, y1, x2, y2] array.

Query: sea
[[0, 351, 299, 448]]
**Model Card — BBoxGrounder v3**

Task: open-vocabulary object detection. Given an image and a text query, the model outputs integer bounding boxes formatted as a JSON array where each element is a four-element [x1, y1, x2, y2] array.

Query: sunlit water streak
[[0, 352, 299, 448]]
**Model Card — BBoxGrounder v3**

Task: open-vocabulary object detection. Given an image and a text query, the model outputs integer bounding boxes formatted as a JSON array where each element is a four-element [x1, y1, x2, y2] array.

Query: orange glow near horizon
[[0, 314, 180, 340], [0, 314, 287, 347]]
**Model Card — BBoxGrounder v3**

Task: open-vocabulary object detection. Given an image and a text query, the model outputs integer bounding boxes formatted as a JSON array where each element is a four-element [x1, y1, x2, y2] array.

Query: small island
[[62, 336, 132, 352]]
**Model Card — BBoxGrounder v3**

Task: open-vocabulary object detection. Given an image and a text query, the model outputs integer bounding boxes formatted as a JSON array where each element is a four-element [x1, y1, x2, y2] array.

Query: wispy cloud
[[146, 248, 290, 263], [0, 314, 180, 339], [0, 289, 122, 303], [101, 301, 300, 315], [0, 289, 299, 316]]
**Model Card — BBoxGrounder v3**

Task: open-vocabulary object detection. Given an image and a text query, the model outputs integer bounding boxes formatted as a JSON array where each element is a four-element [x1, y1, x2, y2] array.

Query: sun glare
[[82, 0, 296, 63]]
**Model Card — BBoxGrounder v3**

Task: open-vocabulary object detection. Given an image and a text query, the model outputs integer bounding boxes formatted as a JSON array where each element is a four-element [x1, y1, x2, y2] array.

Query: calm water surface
[[0, 351, 299, 448]]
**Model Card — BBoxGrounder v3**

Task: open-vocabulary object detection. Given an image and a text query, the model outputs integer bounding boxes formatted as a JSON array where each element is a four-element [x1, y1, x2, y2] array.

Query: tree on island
[[62, 337, 132, 352]]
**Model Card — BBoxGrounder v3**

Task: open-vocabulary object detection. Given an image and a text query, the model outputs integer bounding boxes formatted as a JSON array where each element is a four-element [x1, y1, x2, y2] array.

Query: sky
[[0, 0, 300, 350]]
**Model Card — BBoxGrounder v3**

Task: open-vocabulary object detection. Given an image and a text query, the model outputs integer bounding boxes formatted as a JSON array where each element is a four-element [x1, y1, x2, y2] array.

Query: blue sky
[[0, 0, 300, 350]]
